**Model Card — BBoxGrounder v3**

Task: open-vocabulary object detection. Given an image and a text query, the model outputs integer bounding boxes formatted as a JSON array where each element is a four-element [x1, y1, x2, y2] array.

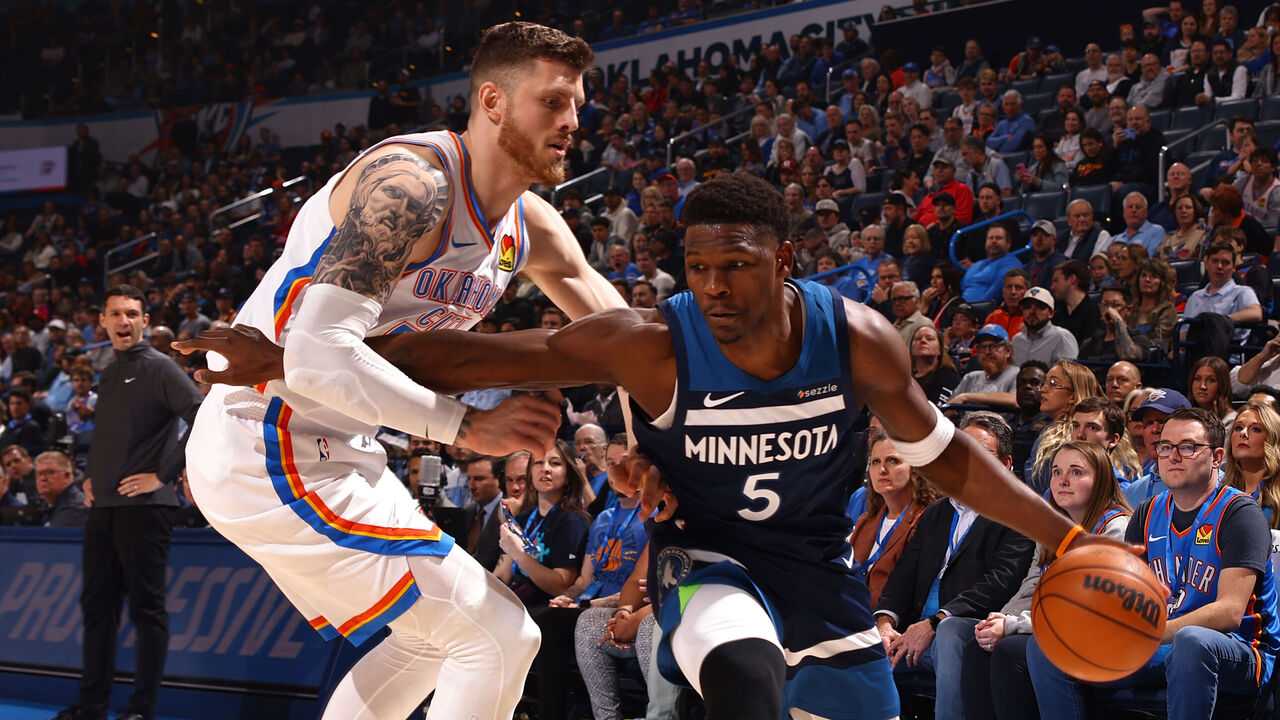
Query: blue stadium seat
[[1214, 98, 1259, 122], [1264, 95, 1280, 121], [1069, 184, 1111, 219], [1186, 149, 1221, 167], [1023, 190, 1066, 220], [1004, 195, 1024, 211], [1171, 259, 1201, 289], [1010, 78, 1040, 96], [1148, 109, 1172, 130], [1172, 106, 1210, 130], [968, 300, 997, 319], [1023, 92, 1053, 116], [1042, 73, 1073, 92], [936, 92, 961, 116], [1195, 128, 1227, 152], [852, 192, 886, 224], [1256, 120, 1280, 149], [1000, 151, 1029, 170], [1162, 128, 1191, 154]]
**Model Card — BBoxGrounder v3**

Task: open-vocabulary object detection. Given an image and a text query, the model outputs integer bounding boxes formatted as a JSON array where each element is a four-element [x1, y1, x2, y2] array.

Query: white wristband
[[892, 405, 955, 467]]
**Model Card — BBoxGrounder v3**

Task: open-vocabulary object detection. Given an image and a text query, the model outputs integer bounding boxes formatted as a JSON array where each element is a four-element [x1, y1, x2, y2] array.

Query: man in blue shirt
[[1183, 242, 1264, 324], [962, 223, 1024, 302], [986, 91, 1036, 153], [1110, 191, 1166, 256]]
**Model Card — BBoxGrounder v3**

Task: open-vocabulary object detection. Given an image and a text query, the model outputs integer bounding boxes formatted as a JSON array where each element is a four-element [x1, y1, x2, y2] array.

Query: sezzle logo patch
[[797, 383, 839, 400]]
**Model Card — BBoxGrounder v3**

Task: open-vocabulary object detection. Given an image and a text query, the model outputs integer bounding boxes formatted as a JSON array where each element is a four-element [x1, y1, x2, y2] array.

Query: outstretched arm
[[521, 193, 631, 320], [846, 300, 1078, 550]]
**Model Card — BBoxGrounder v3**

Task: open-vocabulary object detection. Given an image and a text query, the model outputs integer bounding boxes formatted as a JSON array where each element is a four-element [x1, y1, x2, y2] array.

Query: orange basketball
[[1031, 544, 1167, 682]]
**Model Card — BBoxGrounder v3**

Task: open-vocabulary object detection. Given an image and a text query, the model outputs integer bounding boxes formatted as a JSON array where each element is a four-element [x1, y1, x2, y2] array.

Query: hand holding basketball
[[1032, 544, 1168, 682]]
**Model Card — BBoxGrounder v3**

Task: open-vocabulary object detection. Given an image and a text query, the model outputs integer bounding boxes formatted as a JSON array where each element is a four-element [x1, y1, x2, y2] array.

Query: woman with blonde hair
[[939, 441, 1128, 720], [1026, 360, 1105, 492], [1225, 402, 1280, 531], [849, 431, 937, 605]]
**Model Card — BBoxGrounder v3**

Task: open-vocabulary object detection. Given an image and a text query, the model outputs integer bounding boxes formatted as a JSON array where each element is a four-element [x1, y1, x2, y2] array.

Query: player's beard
[[498, 114, 566, 186]]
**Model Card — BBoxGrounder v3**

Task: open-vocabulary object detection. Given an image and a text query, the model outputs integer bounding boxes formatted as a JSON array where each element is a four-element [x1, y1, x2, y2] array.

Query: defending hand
[[172, 325, 283, 386]]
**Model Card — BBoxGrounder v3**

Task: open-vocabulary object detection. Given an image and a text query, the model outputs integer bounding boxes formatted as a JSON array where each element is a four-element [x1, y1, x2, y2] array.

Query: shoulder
[[1101, 513, 1131, 540]]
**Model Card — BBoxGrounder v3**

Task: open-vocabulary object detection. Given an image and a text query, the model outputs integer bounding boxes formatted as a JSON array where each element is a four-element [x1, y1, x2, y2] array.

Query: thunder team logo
[[498, 234, 516, 272]]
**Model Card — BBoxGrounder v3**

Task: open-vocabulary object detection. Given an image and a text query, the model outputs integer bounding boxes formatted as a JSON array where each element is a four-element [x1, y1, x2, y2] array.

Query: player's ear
[[776, 239, 794, 278], [476, 81, 505, 125]]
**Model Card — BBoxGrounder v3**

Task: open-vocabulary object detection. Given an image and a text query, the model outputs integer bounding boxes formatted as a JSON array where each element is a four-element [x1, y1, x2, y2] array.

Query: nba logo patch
[[317, 438, 330, 462], [1195, 525, 1213, 545], [498, 234, 516, 272]]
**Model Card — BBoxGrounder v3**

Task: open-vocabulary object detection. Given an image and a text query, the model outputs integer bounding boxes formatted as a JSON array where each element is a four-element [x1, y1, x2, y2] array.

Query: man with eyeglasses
[[891, 281, 932, 347], [1123, 388, 1192, 507], [1028, 407, 1278, 720]]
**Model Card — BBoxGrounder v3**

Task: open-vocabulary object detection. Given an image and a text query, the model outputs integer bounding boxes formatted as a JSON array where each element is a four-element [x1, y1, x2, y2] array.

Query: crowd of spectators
[[6, 1, 1280, 719]]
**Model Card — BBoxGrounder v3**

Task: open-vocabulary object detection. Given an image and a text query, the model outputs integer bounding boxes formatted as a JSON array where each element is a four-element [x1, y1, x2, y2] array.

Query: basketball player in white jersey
[[184, 23, 627, 720]]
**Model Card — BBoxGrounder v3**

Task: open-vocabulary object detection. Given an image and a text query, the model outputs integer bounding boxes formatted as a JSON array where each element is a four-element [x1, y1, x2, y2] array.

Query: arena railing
[[947, 209, 1033, 267], [208, 175, 307, 228], [824, 57, 859, 105], [103, 232, 159, 288], [666, 104, 756, 167], [1157, 119, 1228, 203], [552, 166, 611, 209]]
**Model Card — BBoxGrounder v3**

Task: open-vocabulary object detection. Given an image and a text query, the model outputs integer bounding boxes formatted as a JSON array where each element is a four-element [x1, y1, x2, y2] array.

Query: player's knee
[[699, 638, 785, 720]]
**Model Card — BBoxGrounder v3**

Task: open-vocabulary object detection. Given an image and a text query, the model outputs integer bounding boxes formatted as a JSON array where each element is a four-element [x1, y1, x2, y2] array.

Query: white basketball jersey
[[234, 130, 530, 436]]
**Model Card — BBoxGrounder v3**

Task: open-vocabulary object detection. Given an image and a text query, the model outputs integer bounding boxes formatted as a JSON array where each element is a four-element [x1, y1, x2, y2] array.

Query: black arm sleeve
[[1125, 500, 1152, 547]]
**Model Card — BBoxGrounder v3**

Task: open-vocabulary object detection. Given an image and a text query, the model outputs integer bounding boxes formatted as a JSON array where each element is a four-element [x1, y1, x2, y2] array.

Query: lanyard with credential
[[939, 510, 970, 578], [865, 511, 906, 570]]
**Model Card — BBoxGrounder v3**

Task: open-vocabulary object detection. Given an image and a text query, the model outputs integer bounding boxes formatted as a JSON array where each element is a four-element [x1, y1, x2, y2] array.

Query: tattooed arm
[[282, 148, 562, 456]]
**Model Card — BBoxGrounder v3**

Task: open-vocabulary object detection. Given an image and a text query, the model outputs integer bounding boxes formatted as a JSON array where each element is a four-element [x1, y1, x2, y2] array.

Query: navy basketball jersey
[[631, 278, 860, 567], [1146, 485, 1280, 684]]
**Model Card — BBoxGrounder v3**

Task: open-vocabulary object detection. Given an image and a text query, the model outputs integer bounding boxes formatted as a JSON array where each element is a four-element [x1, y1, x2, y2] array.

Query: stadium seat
[[1162, 128, 1192, 156], [1195, 128, 1227, 152], [1023, 92, 1053, 116], [1023, 191, 1066, 220], [1069, 184, 1111, 218], [1186, 149, 1221, 167], [1004, 195, 1024, 211], [1171, 259, 1201, 289], [1042, 72, 1073, 91], [1264, 95, 1280, 121], [1256, 120, 1280, 149], [1172, 106, 1210, 130], [1148, 109, 1171, 130], [852, 192, 886, 224], [936, 92, 961, 116], [1000, 151, 1029, 170], [1214, 98, 1259, 122], [1010, 78, 1039, 96]]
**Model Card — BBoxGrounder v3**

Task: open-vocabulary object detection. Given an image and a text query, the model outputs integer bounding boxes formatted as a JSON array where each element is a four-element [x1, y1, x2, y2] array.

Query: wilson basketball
[[1032, 544, 1167, 682]]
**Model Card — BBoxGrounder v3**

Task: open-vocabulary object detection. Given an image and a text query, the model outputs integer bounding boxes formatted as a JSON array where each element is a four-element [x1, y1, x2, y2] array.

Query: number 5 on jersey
[[739, 472, 781, 521]]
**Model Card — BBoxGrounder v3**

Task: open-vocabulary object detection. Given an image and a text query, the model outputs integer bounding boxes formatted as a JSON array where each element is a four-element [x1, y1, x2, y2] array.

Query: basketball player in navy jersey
[[178, 173, 1128, 720]]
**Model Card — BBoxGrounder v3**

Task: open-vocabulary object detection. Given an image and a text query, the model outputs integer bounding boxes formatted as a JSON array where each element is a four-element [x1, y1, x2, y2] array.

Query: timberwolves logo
[[657, 547, 693, 592], [498, 234, 516, 272]]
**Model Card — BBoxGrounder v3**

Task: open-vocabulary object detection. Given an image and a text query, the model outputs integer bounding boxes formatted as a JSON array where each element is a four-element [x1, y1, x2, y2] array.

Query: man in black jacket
[[874, 411, 1034, 708], [58, 285, 202, 720], [461, 454, 508, 572]]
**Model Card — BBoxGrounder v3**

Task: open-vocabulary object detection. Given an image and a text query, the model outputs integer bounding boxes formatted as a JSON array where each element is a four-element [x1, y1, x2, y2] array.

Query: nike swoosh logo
[[703, 392, 745, 408], [451, 237, 477, 248], [124, 378, 136, 384], [1148, 535, 1167, 542]]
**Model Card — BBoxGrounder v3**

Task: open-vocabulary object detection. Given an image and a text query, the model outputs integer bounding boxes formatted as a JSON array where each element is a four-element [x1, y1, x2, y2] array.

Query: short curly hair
[[681, 172, 789, 245]]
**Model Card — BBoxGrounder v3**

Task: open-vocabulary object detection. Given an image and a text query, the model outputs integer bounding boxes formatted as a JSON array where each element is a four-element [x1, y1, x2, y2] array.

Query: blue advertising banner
[[0, 528, 336, 692]]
